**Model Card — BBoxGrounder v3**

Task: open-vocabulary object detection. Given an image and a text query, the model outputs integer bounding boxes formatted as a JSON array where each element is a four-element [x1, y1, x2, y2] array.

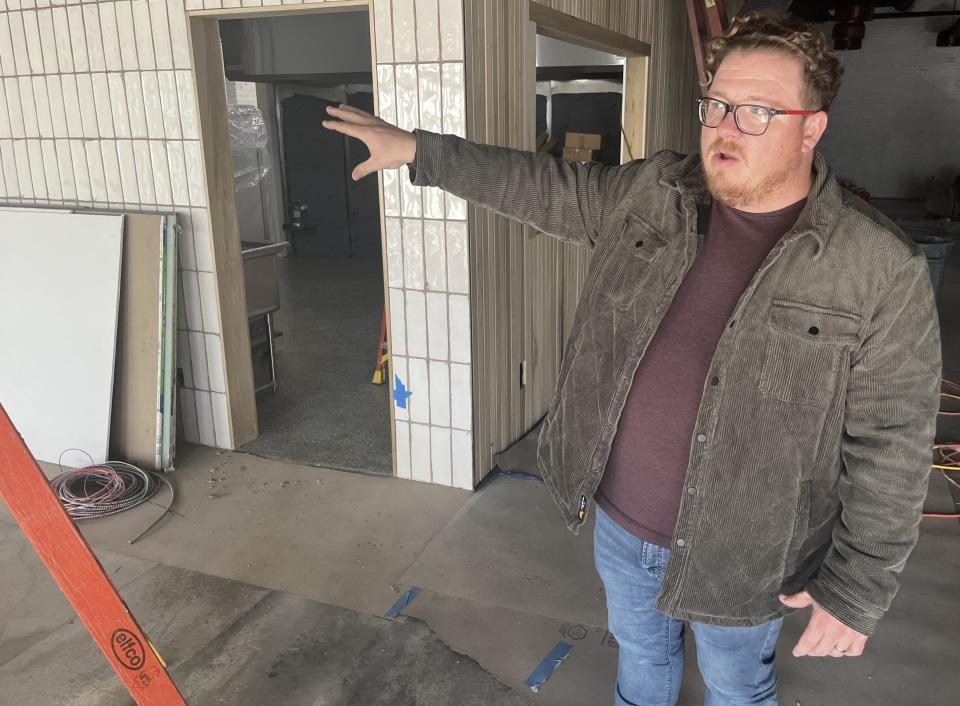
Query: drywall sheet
[[0, 211, 125, 467], [109, 214, 165, 470]]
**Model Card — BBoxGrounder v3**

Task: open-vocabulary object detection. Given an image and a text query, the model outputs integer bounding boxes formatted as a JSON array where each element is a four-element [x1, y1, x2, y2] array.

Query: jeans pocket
[[639, 541, 666, 580]]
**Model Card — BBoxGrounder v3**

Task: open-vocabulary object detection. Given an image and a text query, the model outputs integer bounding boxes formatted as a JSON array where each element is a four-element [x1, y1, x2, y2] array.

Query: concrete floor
[[1, 443, 957, 705], [2, 243, 959, 705], [240, 255, 392, 475]]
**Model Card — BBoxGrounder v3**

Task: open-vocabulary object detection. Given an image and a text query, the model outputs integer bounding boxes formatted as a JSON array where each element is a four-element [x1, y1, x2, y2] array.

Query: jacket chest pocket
[[596, 216, 669, 310], [759, 300, 862, 407]]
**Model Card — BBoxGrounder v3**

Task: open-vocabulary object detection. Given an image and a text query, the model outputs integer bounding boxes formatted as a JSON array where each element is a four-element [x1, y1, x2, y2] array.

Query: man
[[323, 11, 941, 706]]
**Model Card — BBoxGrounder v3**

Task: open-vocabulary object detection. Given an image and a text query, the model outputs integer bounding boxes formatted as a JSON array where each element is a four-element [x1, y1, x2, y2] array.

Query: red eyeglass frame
[[697, 97, 820, 135]]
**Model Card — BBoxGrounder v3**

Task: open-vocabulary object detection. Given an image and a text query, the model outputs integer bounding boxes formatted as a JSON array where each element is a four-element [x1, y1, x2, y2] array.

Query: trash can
[[901, 222, 953, 305]]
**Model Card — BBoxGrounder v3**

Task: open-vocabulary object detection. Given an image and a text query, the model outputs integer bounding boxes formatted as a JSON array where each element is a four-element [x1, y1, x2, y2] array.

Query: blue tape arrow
[[393, 374, 412, 409]]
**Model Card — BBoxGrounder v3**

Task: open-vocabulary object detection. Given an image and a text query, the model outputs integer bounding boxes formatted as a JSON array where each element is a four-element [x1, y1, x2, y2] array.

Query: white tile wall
[[0, 0, 472, 480], [425, 291, 448, 360], [401, 217, 424, 288], [197, 271, 220, 335], [409, 421, 432, 482], [385, 217, 403, 286], [438, 0, 463, 61], [428, 359, 449, 426], [414, 0, 439, 62], [448, 294, 470, 363], [450, 362, 471, 430], [367, 0, 472, 486], [204, 333, 226, 393], [178, 387, 200, 441], [451, 428, 472, 489], [445, 220, 468, 293], [391, 353, 409, 421], [388, 287, 407, 357], [395, 419, 411, 479], [405, 289, 427, 358], [430, 424, 452, 485], [187, 330, 210, 390], [407, 356, 430, 424], [372, 0, 393, 63], [194, 389, 216, 446], [210, 390, 231, 448], [190, 206, 213, 270], [391, 0, 416, 63], [423, 219, 446, 289]]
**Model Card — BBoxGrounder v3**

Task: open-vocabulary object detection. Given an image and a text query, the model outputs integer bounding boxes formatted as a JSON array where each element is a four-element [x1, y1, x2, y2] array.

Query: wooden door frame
[[528, 1, 651, 161], [186, 1, 395, 477]]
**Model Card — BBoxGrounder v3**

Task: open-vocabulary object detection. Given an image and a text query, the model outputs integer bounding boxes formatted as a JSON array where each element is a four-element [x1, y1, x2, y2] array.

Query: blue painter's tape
[[393, 374, 413, 409], [524, 641, 573, 693], [492, 468, 544, 484], [384, 586, 422, 619]]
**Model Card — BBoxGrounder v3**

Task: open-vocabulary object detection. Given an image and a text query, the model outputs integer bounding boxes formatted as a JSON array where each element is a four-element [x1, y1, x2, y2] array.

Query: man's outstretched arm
[[322, 104, 645, 249]]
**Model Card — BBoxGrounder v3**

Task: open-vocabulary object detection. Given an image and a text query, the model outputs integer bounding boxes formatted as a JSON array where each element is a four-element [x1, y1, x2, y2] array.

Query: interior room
[[534, 35, 626, 165], [217, 11, 393, 475]]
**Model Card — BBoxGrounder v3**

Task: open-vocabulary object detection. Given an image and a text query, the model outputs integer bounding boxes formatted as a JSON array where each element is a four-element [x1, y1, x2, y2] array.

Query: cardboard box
[[564, 132, 602, 150], [562, 147, 595, 162]]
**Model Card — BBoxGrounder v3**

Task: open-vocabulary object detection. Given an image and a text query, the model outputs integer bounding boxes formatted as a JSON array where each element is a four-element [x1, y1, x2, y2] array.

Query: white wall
[[817, 17, 960, 198], [0, 0, 473, 490]]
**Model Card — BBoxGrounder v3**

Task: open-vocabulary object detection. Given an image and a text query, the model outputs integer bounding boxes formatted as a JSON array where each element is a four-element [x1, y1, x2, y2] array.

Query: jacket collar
[[658, 151, 842, 260]]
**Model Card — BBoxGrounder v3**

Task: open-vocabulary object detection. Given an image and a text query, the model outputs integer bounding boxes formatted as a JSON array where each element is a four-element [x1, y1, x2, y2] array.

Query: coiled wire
[[52, 450, 175, 544]]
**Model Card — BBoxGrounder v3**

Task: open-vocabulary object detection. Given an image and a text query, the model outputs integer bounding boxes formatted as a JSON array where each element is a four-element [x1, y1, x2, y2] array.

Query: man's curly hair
[[703, 11, 843, 112]]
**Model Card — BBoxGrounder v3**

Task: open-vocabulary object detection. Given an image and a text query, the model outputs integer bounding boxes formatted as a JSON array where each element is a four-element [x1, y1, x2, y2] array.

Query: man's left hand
[[778, 591, 869, 657]]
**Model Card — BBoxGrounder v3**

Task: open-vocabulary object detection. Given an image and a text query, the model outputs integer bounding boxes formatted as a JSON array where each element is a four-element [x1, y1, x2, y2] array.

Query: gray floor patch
[[0, 557, 529, 706]]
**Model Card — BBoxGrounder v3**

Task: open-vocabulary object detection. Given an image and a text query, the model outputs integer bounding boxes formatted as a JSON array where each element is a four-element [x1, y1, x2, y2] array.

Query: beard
[[703, 139, 800, 210]]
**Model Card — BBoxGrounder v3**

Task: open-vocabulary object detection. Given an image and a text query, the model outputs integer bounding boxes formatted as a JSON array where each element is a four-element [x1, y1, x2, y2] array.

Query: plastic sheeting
[[228, 104, 270, 191]]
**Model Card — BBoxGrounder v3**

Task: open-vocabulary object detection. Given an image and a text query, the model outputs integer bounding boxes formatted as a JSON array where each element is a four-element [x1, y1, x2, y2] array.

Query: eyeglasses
[[697, 97, 819, 136]]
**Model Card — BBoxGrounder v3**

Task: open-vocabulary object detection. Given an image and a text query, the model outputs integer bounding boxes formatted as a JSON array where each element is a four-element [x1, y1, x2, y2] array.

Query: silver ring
[[834, 646, 847, 653]]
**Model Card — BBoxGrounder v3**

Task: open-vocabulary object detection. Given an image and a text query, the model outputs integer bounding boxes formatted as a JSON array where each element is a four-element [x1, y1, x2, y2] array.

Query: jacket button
[[687, 486, 696, 495], [710, 376, 719, 386], [696, 433, 707, 442], [676, 538, 686, 547]]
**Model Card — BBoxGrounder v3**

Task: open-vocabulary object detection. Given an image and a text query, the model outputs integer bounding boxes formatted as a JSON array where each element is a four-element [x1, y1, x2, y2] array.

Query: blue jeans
[[594, 504, 783, 706]]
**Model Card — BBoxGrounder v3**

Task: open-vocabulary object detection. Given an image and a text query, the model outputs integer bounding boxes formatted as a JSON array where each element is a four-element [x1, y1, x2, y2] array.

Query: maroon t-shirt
[[594, 197, 807, 547]]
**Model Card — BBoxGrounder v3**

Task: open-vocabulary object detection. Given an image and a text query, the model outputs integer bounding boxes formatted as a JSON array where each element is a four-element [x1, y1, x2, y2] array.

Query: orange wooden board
[[0, 403, 185, 705]]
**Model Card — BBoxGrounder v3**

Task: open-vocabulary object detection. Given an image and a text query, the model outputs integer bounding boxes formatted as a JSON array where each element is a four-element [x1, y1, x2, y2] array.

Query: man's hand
[[321, 104, 418, 181], [779, 591, 869, 657]]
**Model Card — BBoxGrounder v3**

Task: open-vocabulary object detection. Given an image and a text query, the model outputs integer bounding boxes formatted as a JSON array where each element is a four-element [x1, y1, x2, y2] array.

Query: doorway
[[534, 34, 628, 166], [189, 4, 393, 476], [530, 2, 649, 164]]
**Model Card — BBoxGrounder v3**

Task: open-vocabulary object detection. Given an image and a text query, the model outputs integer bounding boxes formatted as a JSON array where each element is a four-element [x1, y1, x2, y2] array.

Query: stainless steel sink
[[240, 240, 289, 319], [240, 240, 289, 394]]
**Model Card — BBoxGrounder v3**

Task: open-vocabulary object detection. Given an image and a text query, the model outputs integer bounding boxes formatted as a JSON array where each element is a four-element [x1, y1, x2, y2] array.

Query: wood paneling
[[622, 56, 649, 161], [529, 2, 651, 56], [188, 16, 258, 447], [463, 0, 701, 484]]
